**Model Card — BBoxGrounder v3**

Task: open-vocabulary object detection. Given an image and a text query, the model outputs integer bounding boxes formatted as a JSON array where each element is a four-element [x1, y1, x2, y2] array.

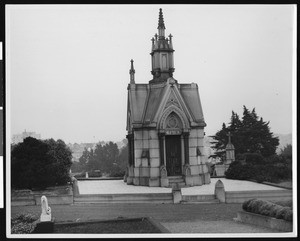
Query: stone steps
[[74, 193, 173, 204], [168, 176, 186, 189]]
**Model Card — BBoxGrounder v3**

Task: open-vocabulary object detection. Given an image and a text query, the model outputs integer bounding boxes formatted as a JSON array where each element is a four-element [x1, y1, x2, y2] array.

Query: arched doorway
[[165, 135, 182, 176], [162, 112, 184, 176]]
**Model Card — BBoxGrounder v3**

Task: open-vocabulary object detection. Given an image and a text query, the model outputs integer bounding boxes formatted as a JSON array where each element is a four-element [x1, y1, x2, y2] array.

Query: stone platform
[[75, 178, 292, 204], [77, 178, 286, 195]]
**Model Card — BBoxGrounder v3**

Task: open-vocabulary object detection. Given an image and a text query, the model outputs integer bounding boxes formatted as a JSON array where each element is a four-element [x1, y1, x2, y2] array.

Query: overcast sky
[[6, 4, 296, 144]]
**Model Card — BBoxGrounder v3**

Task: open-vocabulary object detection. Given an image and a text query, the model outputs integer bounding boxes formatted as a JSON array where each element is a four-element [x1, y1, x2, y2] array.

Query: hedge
[[225, 154, 292, 183], [242, 199, 293, 222]]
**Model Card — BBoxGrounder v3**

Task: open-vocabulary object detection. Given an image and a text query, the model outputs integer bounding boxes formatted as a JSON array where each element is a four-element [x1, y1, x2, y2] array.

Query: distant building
[[12, 130, 41, 144], [68, 142, 97, 162]]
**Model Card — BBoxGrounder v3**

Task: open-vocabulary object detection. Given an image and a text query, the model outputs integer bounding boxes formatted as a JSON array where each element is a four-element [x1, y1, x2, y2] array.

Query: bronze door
[[165, 135, 182, 176]]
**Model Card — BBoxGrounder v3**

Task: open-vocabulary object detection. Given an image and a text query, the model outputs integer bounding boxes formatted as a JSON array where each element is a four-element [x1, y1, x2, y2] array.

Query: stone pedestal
[[149, 178, 160, 187], [215, 164, 226, 177], [203, 173, 210, 184], [72, 178, 79, 196], [173, 190, 182, 204], [33, 220, 54, 233], [133, 177, 140, 186], [215, 179, 225, 203], [185, 176, 193, 186], [192, 175, 202, 186], [126, 166, 134, 185], [160, 178, 169, 187], [139, 177, 149, 186]]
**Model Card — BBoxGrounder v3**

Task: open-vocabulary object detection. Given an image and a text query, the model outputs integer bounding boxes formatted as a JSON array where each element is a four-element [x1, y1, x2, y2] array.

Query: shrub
[[244, 153, 265, 165], [11, 137, 72, 189], [226, 152, 292, 183], [225, 161, 254, 180], [284, 209, 293, 222], [11, 213, 39, 234], [275, 207, 292, 220], [242, 199, 293, 222], [274, 200, 293, 208], [242, 198, 255, 211]]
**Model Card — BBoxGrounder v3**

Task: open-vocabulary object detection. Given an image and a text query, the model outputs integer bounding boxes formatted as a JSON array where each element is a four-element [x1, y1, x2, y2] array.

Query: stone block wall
[[131, 130, 161, 186], [126, 127, 210, 187], [186, 127, 210, 186]]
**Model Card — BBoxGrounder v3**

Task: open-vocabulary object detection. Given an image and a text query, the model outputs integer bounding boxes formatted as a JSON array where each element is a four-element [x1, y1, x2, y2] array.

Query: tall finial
[[129, 59, 135, 84], [151, 37, 155, 51], [227, 131, 232, 144], [158, 8, 165, 29], [157, 8, 165, 38], [168, 34, 173, 48]]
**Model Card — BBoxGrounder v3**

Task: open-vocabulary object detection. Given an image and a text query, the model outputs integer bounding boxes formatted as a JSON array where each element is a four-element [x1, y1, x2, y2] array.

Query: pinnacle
[[158, 8, 165, 29]]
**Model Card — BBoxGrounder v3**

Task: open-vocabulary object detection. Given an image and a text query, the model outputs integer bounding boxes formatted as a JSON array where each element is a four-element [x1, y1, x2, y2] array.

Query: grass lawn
[[53, 218, 165, 233]]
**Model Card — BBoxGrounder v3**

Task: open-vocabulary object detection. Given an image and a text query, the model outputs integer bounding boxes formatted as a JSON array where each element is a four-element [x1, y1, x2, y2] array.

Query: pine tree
[[211, 106, 279, 158]]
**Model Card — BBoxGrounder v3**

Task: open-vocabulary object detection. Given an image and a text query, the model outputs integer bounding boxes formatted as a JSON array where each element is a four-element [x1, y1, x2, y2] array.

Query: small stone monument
[[40, 195, 52, 222], [71, 177, 79, 196], [225, 131, 235, 171], [85, 172, 89, 178], [214, 179, 225, 203], [33, 195, 54, 233], [184, 164, 193, 186], [160, 166, 169, 187]]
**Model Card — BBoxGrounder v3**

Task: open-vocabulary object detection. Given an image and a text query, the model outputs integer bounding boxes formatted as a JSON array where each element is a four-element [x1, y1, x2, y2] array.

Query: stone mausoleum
[[125, 9, 210, 187]]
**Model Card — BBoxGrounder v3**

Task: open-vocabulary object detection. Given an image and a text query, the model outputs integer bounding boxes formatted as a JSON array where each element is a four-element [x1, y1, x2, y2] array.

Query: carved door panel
[[165, 135, 182, 176]]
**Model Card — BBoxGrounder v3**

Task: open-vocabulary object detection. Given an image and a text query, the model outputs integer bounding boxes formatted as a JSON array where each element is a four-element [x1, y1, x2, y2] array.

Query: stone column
[[131, 134, 135, 167], [158, 132, 165, 166], [126, 134, 132, 166], [183, 132, 189, 165], [126, 133, 134, 185]]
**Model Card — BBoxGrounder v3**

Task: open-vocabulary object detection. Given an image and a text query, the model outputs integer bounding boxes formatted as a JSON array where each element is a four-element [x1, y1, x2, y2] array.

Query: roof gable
[[127, 78, 206, 130]]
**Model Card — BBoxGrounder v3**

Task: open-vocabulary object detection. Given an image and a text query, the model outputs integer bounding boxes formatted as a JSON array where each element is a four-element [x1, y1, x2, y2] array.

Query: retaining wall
[[236, 211, 293, 232]]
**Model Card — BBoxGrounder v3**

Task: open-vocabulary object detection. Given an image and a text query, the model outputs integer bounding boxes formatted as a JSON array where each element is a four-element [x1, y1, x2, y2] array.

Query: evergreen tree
[[11, 137, 72, 189], [211, 106, 279, 158], [77, 141, 127, 177], [280, 144, 292, 160]]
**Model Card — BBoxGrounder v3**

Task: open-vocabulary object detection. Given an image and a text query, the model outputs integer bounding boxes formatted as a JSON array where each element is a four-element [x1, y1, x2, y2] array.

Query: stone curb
[[235, 211, 292, 232]]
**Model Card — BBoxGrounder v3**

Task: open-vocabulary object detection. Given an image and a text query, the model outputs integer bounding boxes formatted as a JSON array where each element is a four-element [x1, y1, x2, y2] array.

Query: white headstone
[[40, 195, 52, 222], [214, 180, 225, 203]]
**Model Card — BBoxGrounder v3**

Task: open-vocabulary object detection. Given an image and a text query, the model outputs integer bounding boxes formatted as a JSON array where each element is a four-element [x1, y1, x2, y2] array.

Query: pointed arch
[[158, 105, 190, 131]]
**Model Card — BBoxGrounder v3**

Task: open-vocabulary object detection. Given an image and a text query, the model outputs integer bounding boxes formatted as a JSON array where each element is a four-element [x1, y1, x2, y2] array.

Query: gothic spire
[[158, 8, 165, 30], [157, 8, 165, 38], [129, 59, 135, 84]]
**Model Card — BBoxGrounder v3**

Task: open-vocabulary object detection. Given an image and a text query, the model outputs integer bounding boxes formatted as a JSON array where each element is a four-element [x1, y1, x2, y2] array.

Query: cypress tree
[[211, 106, 279, 158]]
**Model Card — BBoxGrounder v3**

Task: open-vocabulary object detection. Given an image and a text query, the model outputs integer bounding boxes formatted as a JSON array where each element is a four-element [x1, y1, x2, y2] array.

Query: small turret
[[225, 131, 235, 171], [150, 9, 175, 83]]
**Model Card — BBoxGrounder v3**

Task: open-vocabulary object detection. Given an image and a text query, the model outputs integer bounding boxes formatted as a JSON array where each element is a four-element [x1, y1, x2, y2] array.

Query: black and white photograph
[[4, 4, 297, 238]]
